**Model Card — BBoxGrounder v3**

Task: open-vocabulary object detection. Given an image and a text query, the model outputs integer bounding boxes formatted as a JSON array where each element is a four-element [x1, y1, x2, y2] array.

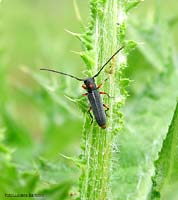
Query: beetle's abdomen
[[87, 90, 106, 128]]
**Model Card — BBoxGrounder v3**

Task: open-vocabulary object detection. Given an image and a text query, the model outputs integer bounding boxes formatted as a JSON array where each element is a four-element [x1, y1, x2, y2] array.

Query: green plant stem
[[79, 1, 127, 199]]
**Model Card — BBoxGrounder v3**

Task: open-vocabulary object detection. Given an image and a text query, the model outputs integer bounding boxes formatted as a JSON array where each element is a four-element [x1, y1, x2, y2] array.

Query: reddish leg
[[82, 84, 93, 123], [83, 93, 88, 96], [82, 84, 87, 90], [82, 85, 88, 97], [100, 91, 113, 98], [100, 91, 106, 95], [97, 83, 103, 89], [97, 78, 108, 89]]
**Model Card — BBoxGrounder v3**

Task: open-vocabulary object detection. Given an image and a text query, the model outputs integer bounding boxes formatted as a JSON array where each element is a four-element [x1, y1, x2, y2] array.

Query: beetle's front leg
[[96, 78, 108, 89], [82, 85, 88, 97], [82, 84, 87, 90]]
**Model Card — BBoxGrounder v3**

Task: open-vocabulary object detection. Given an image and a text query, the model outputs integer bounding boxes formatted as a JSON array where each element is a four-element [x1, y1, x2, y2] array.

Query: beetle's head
[[84, 78, 96, 91]]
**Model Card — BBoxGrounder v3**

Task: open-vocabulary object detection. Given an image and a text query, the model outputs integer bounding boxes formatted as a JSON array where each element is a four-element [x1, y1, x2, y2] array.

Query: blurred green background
[[0, 1, 90, 198], [0, 0, 178, 199], [0, 0, 90, 161]]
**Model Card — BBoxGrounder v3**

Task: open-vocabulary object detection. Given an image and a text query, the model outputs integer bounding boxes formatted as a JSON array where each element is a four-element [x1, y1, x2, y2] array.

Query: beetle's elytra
[[84, 78, 106, 128], [40, 46, 124, 128]]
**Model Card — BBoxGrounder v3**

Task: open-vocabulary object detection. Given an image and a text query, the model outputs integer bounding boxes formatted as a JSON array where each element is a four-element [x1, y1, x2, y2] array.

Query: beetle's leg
[[97, 78, 108, 89], [97, 83, 103, 89], [82, 84, 87, 90], [88, 107, 93, 124], [100, 91, 114, 98], [103, 104, 109, 111], [82, 93, 88, 96], [103, 104, 109, 117]]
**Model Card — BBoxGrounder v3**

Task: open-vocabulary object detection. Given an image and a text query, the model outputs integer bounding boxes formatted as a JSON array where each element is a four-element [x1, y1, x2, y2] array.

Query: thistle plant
[[1, 1, 178, 200], [76, 0, 139, 199]]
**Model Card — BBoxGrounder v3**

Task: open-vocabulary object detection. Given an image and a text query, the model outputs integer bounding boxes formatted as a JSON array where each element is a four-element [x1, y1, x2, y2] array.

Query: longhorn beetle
[[40, 46, 124, 129]]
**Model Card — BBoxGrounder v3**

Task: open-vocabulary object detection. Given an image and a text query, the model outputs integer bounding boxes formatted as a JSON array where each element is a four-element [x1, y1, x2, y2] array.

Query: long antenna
[[40, 68, 84, 81], [93, 46, 124, 78]]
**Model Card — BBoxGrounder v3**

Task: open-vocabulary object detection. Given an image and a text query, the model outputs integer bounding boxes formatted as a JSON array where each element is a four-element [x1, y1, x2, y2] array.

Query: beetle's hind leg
[[88, 107, 93, 124], [103, 104, 109, 117]]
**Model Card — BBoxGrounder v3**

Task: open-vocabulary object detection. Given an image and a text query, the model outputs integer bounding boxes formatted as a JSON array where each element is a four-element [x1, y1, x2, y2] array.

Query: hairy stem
[[79, 0, 127, 199]]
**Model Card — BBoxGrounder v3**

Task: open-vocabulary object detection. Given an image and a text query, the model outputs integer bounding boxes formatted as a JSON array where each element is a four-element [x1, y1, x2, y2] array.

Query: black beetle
[[40, 46, 124, 129]]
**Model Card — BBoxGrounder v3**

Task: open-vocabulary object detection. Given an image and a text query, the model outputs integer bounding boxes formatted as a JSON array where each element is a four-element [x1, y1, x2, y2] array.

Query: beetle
[[40, 46, 124, 129]]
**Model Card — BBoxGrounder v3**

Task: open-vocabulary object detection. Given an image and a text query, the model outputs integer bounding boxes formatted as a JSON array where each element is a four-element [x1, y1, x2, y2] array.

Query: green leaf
[[151, 102, 178, 200], [1, 109, 32, 147], [126, 0, 143, 13], [129, 15, 173, 73], [113, 71, 178, 199], [21, 172, 40, 192], [37, 182, 72, 200]]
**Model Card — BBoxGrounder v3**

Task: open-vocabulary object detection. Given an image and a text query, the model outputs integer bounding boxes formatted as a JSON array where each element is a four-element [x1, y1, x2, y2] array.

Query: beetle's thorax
[[84, 77, 97, 92]]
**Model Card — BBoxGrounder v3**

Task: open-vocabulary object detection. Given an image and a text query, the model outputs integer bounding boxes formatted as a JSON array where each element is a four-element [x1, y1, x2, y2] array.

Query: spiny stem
[[79, 0, 127, 199]]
